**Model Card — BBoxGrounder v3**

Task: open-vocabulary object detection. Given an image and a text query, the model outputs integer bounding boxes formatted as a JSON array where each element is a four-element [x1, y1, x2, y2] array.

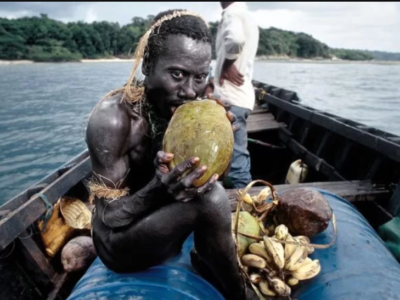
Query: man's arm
[[86, 99, 164, 228], [219, 11, 245, 86]]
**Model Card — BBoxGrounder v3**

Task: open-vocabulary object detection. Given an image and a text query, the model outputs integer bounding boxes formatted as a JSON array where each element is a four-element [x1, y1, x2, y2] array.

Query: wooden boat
[[1, 80, 399, 299]]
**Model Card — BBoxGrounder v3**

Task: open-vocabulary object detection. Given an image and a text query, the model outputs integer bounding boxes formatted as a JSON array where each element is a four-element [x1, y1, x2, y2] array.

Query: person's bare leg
[[193, 182, 247, 300], [100, 183, 246, 298]]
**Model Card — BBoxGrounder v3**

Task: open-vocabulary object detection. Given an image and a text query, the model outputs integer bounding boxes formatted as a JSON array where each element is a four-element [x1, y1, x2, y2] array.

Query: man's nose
[[178, 79, 196, 99]]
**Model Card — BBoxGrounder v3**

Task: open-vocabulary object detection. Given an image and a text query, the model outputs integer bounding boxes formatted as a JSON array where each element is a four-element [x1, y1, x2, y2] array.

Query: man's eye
[[171, 71, 184, 79], [195, 75, 207, 82]]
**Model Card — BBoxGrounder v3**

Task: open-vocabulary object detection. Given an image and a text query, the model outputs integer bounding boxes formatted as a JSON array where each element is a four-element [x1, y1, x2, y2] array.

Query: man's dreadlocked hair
[[144, 9, 212, 69]]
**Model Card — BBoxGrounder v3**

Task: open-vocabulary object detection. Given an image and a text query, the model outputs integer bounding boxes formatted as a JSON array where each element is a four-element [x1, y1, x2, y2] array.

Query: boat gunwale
[[253, 80, 400, 164]]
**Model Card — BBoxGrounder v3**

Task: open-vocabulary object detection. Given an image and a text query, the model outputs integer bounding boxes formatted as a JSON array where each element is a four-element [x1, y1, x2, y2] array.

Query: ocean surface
[[0, 61, 399, 205]]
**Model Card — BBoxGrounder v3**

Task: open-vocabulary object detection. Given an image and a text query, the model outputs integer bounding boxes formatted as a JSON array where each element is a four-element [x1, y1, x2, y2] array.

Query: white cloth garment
[[213, 2, 259, 111]]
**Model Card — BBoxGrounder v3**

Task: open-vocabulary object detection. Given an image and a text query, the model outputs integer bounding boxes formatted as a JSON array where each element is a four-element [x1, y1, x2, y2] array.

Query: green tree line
[[0, 14, 387, 62], [0, 14, 153, 62]]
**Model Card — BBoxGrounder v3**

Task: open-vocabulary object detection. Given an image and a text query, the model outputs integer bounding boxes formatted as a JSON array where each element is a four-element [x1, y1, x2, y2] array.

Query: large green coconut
[[231, 211, 261, 257], [163, 99, 234, 187]]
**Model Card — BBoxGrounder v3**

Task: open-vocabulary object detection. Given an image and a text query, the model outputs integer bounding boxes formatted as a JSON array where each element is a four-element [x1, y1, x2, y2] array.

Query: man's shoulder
[[88, 94, 130, 133], [86, 93, 149, 143]]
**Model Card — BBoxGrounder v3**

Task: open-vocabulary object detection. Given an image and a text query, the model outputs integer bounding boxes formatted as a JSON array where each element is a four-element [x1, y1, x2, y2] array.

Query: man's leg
[[228, 105, 252, 189], [106, 183, 248, 299]]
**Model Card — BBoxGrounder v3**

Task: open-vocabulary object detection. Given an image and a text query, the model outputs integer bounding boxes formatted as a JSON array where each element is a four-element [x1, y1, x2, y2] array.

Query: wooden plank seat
[[246, 112, 286, 133]]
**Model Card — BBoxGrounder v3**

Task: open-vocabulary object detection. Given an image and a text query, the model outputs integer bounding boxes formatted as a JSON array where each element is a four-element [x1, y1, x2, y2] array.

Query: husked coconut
[[274, 188, 332, 238], [61, 236, 96, 272]]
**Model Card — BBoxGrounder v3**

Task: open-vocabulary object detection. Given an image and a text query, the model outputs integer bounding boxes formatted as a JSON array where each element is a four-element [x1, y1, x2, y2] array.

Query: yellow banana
[[296, 235, 314, 254], [274, 224, 289, 240], [259, 280, 276, 297], [241, 254, 267, 269], [256, 187, 271, 204], [287, 277, 299, 286], [292, 257, 312, 270], [250, 273, 262, 284], [291, 259, 321, 280], [284, 234, 297, 261], [263, 236, 285, 269], [269, 277, 291, 297], [249, 243, 272, 264], [285, 244, 308, 271], [241, 192, 253, 204]]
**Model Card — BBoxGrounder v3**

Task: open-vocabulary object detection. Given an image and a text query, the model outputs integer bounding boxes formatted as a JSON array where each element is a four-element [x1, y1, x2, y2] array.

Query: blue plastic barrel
[[68, 189, 400, 300], [291, 189, 400, 300], [67, 233, 225, 300]]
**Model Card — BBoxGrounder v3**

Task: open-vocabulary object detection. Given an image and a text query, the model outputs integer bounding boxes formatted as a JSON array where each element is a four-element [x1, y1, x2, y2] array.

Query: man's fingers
[[227, 111, 236, 123], [163, 157, 199, 184], [180, 165, 207, 188], [197, 174, 219, 194], [155, 151, 174, 174], [155, 151, 174, 165], [235, 75, 244, 84], [233, 78, 244, 87], [216, 98, 232, 110]]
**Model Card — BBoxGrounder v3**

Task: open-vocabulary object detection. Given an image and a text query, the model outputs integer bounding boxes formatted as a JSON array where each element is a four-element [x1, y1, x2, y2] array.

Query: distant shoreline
[[1, 57, 400, 66]]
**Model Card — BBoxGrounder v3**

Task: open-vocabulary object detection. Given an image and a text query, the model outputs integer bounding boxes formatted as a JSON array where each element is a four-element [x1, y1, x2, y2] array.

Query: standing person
[[213, 2, 259, 188]]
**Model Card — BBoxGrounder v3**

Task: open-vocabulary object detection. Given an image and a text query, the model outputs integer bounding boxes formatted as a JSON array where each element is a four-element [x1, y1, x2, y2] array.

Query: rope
[[32, 193, 53, 232]]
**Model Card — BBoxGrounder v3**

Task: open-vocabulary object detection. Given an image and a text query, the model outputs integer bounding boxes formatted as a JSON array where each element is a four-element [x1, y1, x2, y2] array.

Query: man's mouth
[[169, 101, 190, 115]]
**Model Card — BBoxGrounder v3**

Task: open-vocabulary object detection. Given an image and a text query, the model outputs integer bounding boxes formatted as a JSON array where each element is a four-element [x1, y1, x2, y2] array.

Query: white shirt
[[214, 2, 259, 111]]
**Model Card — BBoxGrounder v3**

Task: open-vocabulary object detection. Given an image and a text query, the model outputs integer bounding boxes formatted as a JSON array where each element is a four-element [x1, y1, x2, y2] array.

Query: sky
[[0, 2, 399, 52]]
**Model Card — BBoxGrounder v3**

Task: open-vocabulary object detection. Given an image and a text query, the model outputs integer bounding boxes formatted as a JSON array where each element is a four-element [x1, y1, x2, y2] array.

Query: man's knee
[[198, 182, 230, 213]]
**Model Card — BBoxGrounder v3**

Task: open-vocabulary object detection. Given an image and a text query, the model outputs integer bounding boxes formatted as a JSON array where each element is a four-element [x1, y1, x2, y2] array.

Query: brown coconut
[[61, 236, 97, 272], [274, 188, 332, 238]]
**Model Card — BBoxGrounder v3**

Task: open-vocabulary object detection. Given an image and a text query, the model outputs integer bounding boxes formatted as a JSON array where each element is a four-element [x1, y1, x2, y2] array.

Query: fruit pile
[[241, 224, 321, 297], [232, 180, 335, 299]]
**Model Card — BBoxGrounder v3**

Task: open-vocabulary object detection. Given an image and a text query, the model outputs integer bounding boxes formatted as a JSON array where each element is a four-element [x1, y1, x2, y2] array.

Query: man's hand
[[206, 93, 238, 133], [154, 151, 219, 203], [219, 59, 244, 87], [204, 78, 214, 96]]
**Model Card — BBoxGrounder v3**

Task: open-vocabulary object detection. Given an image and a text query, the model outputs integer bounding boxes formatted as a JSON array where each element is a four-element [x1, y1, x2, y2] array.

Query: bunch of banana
[[240, 224, 322, 298]]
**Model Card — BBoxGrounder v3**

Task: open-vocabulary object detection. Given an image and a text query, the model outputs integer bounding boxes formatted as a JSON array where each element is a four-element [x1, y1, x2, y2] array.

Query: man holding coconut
[[86, 9, 256, 300]]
